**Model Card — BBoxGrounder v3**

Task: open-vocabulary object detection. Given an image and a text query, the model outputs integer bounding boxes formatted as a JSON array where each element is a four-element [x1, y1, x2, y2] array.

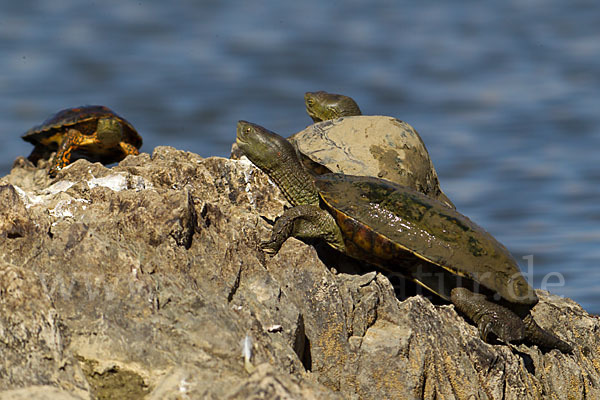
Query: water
[[1, 0, 598, 313]]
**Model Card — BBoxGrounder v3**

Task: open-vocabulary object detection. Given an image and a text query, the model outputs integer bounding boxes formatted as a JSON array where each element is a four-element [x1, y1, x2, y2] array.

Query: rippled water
[[1, 0, 599, 312]]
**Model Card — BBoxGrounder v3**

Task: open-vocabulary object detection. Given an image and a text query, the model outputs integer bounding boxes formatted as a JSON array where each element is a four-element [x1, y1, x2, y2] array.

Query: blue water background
[[1, 1, 599, 312]]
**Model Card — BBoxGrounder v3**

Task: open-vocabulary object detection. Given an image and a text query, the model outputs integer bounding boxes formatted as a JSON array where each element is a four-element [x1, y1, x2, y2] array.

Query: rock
[[0, 386, 87, 400], [0, 264, 91, 398], [0, 146, 598, 399]]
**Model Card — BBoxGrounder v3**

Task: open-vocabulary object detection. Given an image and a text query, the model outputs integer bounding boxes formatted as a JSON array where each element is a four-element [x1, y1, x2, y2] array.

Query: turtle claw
[[259, 239, 281, 255], [478, 320, 493, 343], [476, 314, 525, 344], [48, 164, 61, 178]]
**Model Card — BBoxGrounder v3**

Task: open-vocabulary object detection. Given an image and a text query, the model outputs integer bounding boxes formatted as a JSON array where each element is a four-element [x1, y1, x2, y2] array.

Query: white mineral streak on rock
[[87, 173, 128, 191], [48, 199, 74, 218], [12, 184, 43, 208], [237, 157, 256, 207], [179, 378, 190, 394], [242, 334, 252, 362], [241, 334, 256, 373], [45, 180, 76, 195]]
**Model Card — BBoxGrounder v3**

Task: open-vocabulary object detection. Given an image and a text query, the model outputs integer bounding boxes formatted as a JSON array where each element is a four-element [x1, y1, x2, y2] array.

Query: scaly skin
[[50, 128, 90, 177], [236, 121, 321, 207], [451, 287, 526, 343], [236, 121, 345, 254], [304, 91, 362, 122], [237, 120, 572, 353], [451, 288, 572, 352], [261, 204, 345, 254]]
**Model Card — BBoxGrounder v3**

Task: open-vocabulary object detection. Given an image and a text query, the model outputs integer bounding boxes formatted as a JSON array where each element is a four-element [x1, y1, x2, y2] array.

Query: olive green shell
[[22, 105, 142, 150], [315, 173, 537, 306]]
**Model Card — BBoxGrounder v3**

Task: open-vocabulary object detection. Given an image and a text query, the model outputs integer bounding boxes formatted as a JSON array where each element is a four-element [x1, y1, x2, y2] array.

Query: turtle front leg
[[50, 128, 86, 177], [119, 141, 140, 157], [451, 287, 525, 344], [261, 204, 345, 255]]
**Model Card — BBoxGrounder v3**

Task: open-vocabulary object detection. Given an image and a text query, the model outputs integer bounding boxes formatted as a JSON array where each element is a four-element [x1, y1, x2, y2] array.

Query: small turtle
[[236, 120, 572, 353], [304, 91, 362, 122], [22, 105, 142, 176]]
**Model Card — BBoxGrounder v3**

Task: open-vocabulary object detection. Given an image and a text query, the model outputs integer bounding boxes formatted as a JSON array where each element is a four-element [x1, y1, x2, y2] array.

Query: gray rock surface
[[0, 147, 598, 399]]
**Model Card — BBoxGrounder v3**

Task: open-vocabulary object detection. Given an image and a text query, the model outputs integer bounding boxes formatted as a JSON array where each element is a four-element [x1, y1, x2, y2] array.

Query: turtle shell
[[288, 116, 455, 209], [314, 173, 537, 306], [22, 105, 142, 151]]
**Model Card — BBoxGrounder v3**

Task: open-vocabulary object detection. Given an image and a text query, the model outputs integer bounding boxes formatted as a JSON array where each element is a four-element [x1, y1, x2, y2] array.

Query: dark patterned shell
[[22, 105, 142, 149], [315, 174, 537, 305]]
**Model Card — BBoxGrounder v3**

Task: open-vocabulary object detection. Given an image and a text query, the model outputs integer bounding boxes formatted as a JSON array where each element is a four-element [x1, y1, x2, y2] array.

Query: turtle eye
[[244, 126, 252, 135], [306, 99, 314, 106]]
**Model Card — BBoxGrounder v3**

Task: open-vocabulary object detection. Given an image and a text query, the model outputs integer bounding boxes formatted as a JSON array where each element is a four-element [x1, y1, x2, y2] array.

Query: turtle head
[[236, 120, 299, 174], [236, 120, 319, 206], [96, 117, 123, 145], [304, 91, 362, 123]]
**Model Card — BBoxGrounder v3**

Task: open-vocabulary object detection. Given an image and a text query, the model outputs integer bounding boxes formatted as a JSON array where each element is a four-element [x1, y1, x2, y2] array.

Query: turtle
[[304, 91, 362, 122], [22, 105, 142, 177], [236, 120, 572, 353], [233, 92, 454, 208], [289, 115, 455, 209], [296, 91, 455, 208]]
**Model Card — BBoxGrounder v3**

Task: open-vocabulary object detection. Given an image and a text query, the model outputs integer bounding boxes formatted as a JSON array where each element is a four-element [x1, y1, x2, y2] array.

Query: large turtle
[[22, 105, 142, 177], [236, 120, 572, 353], [304, 91, 362, 122]]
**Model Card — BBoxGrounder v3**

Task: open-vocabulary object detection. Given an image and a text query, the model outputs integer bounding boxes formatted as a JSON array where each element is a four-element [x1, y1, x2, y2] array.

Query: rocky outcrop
[[0, 148, 598, 399]]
